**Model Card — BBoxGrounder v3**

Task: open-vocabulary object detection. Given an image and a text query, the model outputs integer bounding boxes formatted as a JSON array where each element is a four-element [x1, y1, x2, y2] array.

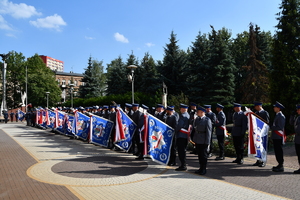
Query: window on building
[[62, 79, 66, 85]]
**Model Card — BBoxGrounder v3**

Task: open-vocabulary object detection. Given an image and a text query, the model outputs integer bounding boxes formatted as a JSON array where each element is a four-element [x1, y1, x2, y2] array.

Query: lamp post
[[0, 53, 9, 117], [25, 64, 28, 112], [69, 83, 74, 108], [45, 92, 50, 108], [127, 65, 137, 104]]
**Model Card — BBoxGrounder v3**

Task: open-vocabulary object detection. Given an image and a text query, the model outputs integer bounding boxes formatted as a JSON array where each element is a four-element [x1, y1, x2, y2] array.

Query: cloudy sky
[[0, 0, 281, 73]]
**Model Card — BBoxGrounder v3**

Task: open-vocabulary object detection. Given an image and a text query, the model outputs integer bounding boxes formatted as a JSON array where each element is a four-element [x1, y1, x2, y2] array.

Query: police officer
[[3, 110, 8, 123], [252, 101, 270, 167], [192, 106, 212, 175], [290, 104, 300, 174], [271, 101, 286, 172], [10, 112, 15, 122], [102, 105, 110, 119], [135, 104, 149, 160], [175, 104, 190, 171], [130, 103, 143, 156], [124, 103, 133, 117], [232, 103, 247, 165], [204, 105, 216, 158], [15, 110, 19, 122], [189, 102, 197, 154], [154, 104, 165, 121], [109, 105, 117, 149], [165, 106, 178, 166], [215, 103, 226, 160], [25, 110, 31, 126]]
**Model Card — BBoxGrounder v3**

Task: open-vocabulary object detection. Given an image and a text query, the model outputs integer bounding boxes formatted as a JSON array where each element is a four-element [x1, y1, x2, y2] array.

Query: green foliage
[[167, 92, 189, 112]]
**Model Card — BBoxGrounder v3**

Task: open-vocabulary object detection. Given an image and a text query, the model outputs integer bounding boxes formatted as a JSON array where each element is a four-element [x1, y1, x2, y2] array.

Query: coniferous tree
[[160, 31, 187, 95], [185, 32, 210, 103], [270, 0, 300, 116], [207, 26, 236, 104]]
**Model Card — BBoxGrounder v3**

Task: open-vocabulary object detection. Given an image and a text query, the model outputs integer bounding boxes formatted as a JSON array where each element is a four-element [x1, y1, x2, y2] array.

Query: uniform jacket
[[291, 115, 300, 144], [165, 114, 178, 130], [215, 111, 226, 136], [192, 116, 212, 145], [155, 111, 165, 121], [205, 111, 216, 127], [131, 110, 142, 127], [255, 109, 270, 124], [176, 112, 190, 139], [231, 111, 247, 136], [109, 111, 116, 124], [271, 111, 285, 140]]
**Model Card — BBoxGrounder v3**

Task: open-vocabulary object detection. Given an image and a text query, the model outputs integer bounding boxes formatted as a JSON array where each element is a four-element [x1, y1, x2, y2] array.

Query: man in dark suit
[[271, 101, 286, 172], [252, 101, 270, 167], [290, 104, 300, 174], [215, 103, 226, 160], [192, 106, 212, 175], [165, 106, 178, 166], [175, 104, 190, 171], [130, 103, 143, 157], [231, 103, 248, 165], [204, 105, 216, 158]]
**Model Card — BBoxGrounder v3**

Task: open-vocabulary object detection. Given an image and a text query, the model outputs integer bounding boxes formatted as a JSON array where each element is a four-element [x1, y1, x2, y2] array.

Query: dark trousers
[[233, 136, 244, 160], [168, 136, 177, 164], [217, 134, 225, 157], [295, 143, 300, 165], [196, 144, 209, 170], [273, 139, 284, 165], [209, 127, 214, 153], [10, 117, 13, 122], [176, 138, 188, 167]]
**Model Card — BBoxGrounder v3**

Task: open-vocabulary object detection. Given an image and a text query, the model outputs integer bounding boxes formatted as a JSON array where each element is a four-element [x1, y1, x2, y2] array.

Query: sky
[[0, 0, 282, 74]]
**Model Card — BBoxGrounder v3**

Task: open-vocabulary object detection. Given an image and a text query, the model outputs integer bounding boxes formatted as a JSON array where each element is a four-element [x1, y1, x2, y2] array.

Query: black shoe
[[194, 169, 201, 174], [253, 160, 260, 166], [232, 159, 238, 163], [294, 169, 300, 174], [135, 156, 144, 160], [237, 159, 244, 165], [208, 153, 213, 158], [258, 162, 266, 167], [175, 166, 187, 171], [215, 156, 225, 160], [199, 169, 207, 175], [272, 165, 284, 172], [168, 162, 176, 166]]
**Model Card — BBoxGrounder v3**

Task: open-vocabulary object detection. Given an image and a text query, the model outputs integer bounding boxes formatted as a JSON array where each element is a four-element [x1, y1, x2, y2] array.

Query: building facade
[[40, 55, 64, 72], [53, 71, 84, 103]]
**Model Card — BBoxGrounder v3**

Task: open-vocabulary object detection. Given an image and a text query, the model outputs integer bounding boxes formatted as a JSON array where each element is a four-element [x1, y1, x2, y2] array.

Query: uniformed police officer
[[204, 105, 216, 158], [124, 103, 133, 117], [108, 105, 117, 149], [154, 104, 165, 121], [135, 104, 149, 160], [10, 112, 14, 122], [130, 103, 143, 156], [165, 106, 178, 166], [252, 101, 270, 167], [189, 102, 197, 154], [232, 103, 248, 165], [3, 110, 8, 123], [290, 104, 300, 174], [271, 101, 286, 172], [192, 106, 212, 175], [175, 104, 190, 171], [215, 103, 226, 160]]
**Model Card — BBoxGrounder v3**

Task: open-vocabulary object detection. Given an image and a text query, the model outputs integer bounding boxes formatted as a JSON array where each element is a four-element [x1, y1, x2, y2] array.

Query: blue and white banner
[[56, 111, 65, 134], [247, 112, 269, 163], [47, 110, 56, 129], [75, 112, 90, 140], [64, 114, 75, 136], [90, 115, 114, 147], [147, 114, 174, 165], [114, 108, 136, 151], [17, 109, 25, 121]]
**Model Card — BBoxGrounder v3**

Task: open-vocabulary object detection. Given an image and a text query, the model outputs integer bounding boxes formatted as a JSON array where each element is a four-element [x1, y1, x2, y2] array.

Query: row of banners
[[17, 108, 269, 164]]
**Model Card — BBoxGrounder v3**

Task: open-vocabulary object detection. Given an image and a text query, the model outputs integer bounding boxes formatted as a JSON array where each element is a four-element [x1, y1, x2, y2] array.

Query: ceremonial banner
[[56, 111, 65, 134], [47, 110, 56, 129], [17, 109, 25, 121], [89, 115, 114, 147], [64, 114, 75, 136], [247, 112, 269, 163], [147, 114, 174, 165], [114, 108, 137, 151], [75, 112, 90, 140]]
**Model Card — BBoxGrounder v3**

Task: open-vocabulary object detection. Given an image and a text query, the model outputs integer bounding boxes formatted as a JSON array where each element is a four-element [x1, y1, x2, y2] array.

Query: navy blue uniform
[[232, 111, 247, 163]]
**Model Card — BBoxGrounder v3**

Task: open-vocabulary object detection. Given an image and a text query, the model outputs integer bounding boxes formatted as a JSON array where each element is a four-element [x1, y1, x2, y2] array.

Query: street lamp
[[0, 53, 9, 117], [69, 83, 74, 108], [25, 64, 28, 112], [45, 92, 50, 108], [127, 65, 137, 104]]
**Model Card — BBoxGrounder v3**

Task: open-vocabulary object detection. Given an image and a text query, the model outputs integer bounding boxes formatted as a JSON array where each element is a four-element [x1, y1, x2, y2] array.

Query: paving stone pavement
[[1, 122, 299, 200]]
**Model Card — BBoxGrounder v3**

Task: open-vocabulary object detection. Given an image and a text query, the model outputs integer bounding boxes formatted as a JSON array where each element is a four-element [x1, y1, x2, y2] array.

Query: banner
[[247, 112, 269, 163], [17, 109, 25, 121], [75, 112, 90, 140], [56, 111, 65, 134], [114, 108, 137, 151], [146, 114, 174, 165], [47, 110, 56, 129], [64, 114, 75, 136], [89, 115, 114, 147]]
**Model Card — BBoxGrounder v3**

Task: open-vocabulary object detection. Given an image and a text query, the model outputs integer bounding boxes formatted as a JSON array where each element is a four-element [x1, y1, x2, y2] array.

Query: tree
[[207, 26, 236, 104], [185, 32, 210, 103], [240, 23, 270, 103], [79, 56, 106, 98], [159, 31, 187, 95], [270, 0, 300, 119], [26, 54, 61, 107]]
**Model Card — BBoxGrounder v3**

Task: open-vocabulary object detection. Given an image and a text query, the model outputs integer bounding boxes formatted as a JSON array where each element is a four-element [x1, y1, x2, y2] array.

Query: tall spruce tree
[[240, 23, 270, 103], [270, 0, 300, 118], [185, 32, 210, 103], [207, 26, 236, 104], [160, 31, 187, 95]]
